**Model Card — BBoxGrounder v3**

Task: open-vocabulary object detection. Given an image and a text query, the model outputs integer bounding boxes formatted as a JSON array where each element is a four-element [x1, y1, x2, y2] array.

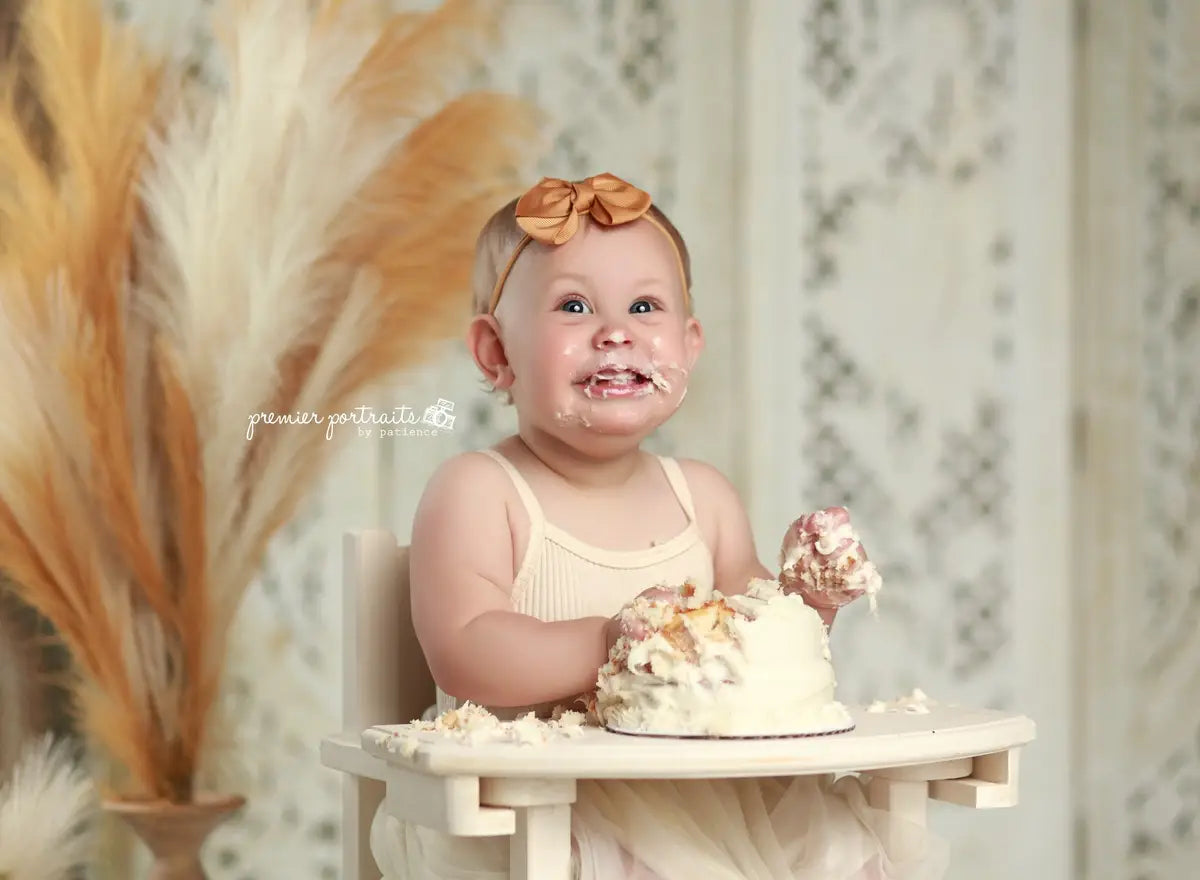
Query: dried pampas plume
[[0, 0, 538, 803], [0, 735, 95, 880]]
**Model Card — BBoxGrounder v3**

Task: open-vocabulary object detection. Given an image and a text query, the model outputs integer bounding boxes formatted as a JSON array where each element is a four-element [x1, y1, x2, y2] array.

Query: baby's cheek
[[646, 335, 693, 384], [538, 329, 583, 371], [542, 354, 578, 391], [522, 342, 569, 390]]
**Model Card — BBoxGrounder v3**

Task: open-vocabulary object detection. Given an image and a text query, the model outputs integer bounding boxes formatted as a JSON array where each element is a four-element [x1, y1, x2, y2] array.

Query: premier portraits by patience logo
[[245, 399, 456, 441]]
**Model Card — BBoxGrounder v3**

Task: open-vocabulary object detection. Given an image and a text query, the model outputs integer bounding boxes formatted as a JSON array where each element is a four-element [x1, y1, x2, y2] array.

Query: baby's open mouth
[[578, 368, 655, 399]]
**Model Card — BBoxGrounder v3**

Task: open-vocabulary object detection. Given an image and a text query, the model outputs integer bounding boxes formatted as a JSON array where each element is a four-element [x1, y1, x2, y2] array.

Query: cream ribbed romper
[[435, 447, 715, 716]]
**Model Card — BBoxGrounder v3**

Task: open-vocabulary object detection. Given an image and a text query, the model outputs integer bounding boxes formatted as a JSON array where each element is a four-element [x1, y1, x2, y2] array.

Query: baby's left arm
[[681, 460, 840, 627], [678, 460, 772, 597]]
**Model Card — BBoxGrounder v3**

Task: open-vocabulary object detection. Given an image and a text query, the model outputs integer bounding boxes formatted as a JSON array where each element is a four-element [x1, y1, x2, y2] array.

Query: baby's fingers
[[637, 586, 683, 605], [793, 585, 864, 610]]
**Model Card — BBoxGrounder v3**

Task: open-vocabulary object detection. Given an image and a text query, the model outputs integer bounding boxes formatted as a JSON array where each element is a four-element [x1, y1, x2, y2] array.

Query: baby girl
[[370, 173, 946, 879]]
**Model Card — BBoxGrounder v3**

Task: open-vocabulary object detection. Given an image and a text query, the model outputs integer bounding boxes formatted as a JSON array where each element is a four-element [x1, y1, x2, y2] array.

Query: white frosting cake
[[595, 578, 853, 737]]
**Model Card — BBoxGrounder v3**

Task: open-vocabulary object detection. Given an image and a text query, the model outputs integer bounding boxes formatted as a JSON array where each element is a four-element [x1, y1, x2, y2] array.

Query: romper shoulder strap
[[656, 456, 698, 522], [476, 448, 546, 527]]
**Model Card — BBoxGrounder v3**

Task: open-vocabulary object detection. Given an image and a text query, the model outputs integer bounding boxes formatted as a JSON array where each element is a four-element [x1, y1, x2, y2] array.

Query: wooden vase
[[104, 793, 245, 880]]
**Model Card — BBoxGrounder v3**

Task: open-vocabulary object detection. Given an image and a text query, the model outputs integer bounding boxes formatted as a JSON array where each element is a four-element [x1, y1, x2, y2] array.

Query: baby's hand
[[778, 507, 873, 609], [634, 585, 688, 607], [607, 585, 688, 648]]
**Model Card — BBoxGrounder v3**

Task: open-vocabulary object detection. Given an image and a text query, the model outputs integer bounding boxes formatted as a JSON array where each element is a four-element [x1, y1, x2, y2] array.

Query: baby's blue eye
[[630, 300, 656, 314], [559, 298, 591, 314]]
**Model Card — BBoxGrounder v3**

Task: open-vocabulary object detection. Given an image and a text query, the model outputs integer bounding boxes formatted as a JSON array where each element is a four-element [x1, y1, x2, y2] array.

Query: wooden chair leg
[[509, 803, 573, 880], [346, 775, 385, 880], [867, 777, 930, 863], [480, 778, 577, 880]]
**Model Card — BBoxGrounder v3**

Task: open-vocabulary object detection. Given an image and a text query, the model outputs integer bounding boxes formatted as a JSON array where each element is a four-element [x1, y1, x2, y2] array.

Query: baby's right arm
[[409, 452, 616, 709]]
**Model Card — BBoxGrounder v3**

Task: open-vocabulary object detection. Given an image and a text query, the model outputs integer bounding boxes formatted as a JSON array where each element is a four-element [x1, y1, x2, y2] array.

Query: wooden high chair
[[321, 529, 1037, 880]]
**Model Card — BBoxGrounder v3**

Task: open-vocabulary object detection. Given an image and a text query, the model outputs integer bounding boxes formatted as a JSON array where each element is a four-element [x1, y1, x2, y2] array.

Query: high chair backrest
[[342, 530, 436, 733], [340, 531, 436, 880]]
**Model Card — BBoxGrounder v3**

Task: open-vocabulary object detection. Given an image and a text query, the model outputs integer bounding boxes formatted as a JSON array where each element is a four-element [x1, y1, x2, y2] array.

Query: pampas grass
[[0, 591, 43, 782], [0, 734, 95, 880], [0, 0, 537, 803]]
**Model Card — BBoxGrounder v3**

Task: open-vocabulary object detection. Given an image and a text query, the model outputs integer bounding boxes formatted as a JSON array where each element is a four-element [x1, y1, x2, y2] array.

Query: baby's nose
[[594, 324, 634, 348]]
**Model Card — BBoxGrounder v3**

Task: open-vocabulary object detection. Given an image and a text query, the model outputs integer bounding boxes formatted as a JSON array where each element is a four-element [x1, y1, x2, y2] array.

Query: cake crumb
[[386, 703, 588, 755], [398, 734, 421, 757], [866, 688, 935, 715]]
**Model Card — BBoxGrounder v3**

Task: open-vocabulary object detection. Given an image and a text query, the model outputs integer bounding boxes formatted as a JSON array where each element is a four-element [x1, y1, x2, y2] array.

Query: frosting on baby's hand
[[778, 507, 882, 613], [613, 583, 693, 642]]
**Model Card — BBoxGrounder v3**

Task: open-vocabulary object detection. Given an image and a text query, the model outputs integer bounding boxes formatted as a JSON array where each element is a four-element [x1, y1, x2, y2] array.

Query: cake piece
[[595, 578, 853, 737], [779, 506, 883, 613]]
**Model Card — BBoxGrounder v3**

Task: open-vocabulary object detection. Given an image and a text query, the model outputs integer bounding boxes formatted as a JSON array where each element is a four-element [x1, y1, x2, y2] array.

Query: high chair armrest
[[322, 733, 516, 836], [322, 733, 391, 782], [927, 748, 1022, 808]]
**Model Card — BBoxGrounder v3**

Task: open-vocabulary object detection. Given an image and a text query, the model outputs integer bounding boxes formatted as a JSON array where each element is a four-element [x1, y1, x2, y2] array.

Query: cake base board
[[604, 720, 856, 740]]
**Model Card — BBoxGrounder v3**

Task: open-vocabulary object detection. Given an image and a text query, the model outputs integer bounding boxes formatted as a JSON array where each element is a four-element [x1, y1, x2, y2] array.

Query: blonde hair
[[469, 197, 694, 316]]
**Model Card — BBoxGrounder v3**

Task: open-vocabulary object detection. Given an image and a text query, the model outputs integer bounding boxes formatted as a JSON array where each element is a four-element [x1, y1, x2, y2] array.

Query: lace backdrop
[[90, 1, 1199, 878]]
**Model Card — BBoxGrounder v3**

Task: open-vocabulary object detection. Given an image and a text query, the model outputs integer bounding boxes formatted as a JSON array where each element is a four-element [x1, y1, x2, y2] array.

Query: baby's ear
[[467, 314, 514, 391], [683, 314, 705, 367]]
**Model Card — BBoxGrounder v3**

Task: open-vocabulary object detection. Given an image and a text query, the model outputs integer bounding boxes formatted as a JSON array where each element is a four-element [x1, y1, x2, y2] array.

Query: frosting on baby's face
[[492, 219, 702, 445]]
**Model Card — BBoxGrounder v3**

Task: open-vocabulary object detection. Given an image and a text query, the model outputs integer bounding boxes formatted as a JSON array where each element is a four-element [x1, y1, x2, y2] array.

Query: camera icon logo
[[422, 398, 456, 430]]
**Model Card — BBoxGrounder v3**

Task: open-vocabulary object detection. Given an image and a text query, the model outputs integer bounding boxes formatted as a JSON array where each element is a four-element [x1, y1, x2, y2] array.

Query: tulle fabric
[[369, 773, 949, 880]]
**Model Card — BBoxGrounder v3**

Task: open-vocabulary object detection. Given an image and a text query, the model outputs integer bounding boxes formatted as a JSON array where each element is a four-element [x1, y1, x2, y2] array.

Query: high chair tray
[[355, 703, 1035, 781]]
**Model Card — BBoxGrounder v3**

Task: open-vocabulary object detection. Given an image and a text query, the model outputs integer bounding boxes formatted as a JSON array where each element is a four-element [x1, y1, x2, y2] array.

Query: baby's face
[[494, 218, 702, 442]]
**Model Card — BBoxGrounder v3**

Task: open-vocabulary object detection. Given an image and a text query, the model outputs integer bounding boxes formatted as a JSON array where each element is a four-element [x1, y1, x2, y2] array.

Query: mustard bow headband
[[486, 173, 690, 314]]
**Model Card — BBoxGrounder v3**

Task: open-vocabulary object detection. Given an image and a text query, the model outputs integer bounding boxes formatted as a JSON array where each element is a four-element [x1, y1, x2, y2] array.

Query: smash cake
[[595, 507, 882, 738]]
